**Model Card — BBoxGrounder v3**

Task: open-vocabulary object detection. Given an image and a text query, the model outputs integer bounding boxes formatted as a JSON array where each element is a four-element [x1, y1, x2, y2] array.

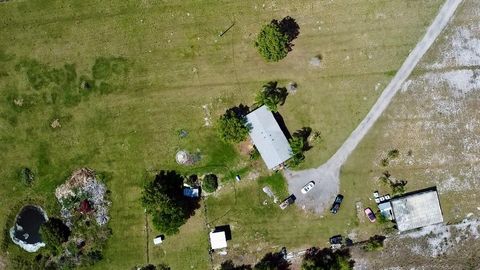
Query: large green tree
[[217, 106, 250, 143], [141, 171, 198, 235], [255, 22, 289, 62]]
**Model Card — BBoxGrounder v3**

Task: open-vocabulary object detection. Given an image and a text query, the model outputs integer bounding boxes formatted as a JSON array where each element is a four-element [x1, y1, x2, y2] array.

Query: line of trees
[[221, 247, 354, 270]]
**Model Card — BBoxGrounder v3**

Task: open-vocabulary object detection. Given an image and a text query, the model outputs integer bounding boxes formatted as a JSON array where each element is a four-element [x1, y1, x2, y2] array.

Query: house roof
[[391, 189, 443, 232], [246, 105, 292, 169], [209, 231, 227, 250]]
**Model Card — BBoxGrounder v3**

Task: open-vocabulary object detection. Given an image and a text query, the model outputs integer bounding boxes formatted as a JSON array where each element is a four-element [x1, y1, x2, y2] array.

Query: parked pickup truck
[[279, 194, 296, 210]]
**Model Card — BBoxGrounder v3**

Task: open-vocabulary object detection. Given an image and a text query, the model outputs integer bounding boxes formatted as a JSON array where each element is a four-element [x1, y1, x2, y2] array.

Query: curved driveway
[[285, 0, 463, 214]]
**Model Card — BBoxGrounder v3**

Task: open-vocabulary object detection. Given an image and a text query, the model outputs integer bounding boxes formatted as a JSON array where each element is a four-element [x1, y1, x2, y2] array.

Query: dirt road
[[285, 0, 463, 214]]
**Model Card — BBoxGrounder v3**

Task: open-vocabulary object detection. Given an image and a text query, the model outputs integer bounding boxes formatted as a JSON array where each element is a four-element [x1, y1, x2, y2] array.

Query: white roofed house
[[246, 105, 292, 170]]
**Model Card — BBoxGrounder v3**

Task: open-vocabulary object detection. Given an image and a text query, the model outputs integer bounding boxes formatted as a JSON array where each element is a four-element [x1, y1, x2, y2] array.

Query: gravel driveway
[[284, 0, 463, 214], [284, 160, 340, 214]]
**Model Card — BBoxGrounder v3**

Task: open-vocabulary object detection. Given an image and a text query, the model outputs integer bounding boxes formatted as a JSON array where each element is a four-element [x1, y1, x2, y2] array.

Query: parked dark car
[[279, 194, 296, 210], [329, 235, 343, 245], [330, 194, 344, 214]]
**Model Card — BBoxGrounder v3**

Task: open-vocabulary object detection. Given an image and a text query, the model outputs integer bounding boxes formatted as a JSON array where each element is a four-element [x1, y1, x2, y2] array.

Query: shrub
[[301, 247, 353, 270], [202, 174, 218, 193], [255, 22, 289, 62], [362, 235, 385, 252], [20, 167, 35, 185], [249, 146, 260, 160], [387, 149, 399, 159], [287, 136, 305, 168], [381, 158, 389, 167], [390, 180, 407, 195]]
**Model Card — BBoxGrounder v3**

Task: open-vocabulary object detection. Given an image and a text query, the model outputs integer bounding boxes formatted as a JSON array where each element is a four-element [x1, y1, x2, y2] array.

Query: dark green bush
[[20, 167, 35, 185], [202, 174, 218, 193]]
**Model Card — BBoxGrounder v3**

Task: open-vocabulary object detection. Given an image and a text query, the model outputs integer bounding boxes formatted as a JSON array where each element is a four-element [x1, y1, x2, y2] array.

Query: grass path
[[285, 0, 464, 213]]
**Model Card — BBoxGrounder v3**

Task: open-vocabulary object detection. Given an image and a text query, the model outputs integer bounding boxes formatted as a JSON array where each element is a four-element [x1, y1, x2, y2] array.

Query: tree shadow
[[254, 252, 290, 270], [226, 104, 250, 118], [278, 16, 300, 42], [214, 225, 232, 241], [220, 260, 252, 270], [263, 81, 288, 106], [292, 127, 313, 151]]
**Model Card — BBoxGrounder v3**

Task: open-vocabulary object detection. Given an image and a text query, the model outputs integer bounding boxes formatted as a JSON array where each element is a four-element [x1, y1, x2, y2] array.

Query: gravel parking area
[[284, 161, 339, 214]]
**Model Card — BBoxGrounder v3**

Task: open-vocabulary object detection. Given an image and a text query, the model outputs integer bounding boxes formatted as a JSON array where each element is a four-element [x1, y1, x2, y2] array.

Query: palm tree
[[255, 81, 287, 112]]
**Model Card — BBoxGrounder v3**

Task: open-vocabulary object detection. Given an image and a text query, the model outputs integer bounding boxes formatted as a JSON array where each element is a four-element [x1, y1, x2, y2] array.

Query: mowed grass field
[[0, 0, 444, 269]]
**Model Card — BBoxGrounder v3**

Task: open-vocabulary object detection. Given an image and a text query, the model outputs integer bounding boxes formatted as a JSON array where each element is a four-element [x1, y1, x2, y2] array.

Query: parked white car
[[301, 181, 315, 194]]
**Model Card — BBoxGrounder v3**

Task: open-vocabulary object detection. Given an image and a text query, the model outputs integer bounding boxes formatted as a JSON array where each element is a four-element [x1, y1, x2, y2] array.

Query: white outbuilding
[[246, 105, 292, 170], [209, 231, 227, 250], [153, 235, 164, 245]]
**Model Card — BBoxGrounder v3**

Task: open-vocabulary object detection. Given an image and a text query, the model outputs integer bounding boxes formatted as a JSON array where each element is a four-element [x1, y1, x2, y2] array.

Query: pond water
[[10, 205, 47, 252]]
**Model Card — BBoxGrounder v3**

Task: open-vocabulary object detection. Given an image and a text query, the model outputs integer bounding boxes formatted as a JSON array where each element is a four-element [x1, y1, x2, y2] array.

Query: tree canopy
[[141, 171, 199, 235], [255, 82, 288, 112], [255, 17, 299, 62], [255, 22, 289, 62], [217, 106, 251, 143]]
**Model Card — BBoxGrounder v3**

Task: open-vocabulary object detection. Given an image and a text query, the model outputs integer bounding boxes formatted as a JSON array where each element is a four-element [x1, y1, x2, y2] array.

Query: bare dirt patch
[[352, 218, 480, 269]]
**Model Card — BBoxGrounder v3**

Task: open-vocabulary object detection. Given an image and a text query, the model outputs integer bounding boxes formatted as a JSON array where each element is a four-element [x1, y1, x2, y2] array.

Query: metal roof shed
[[391, 189, 443, 232], [246, 105, 292, 170], [209, 231, 227, 250]]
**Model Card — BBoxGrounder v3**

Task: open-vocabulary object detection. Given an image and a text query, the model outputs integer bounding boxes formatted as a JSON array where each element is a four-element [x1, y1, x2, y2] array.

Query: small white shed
[[153, 236, 163, 245], [209, 231, 227, 250]]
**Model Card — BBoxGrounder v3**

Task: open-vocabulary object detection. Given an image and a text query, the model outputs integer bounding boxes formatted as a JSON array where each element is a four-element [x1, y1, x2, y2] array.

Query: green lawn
[[0, 0, 444, 269]]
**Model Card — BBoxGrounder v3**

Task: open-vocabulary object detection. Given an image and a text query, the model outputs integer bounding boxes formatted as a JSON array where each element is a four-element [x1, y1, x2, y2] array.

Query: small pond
[[10, 205, 48, 252]]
